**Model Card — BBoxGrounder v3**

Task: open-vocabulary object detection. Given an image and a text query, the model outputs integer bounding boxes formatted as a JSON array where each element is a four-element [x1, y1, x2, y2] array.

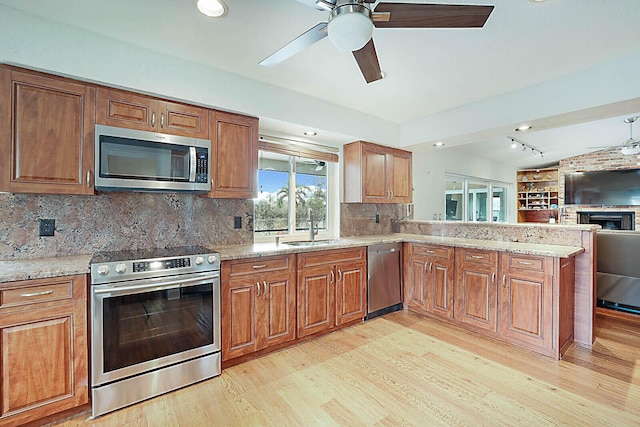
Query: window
[[254, 141, 338, 241], [444, 174, 510, 223]]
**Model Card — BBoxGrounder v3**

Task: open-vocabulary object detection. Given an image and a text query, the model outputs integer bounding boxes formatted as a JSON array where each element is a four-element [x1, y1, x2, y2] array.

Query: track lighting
[[510, 137, 543, 158]]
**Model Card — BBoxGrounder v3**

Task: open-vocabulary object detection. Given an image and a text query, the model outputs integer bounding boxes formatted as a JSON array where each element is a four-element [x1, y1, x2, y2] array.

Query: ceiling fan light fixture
[[621, 145, 640, 156], [328, 3, 373, 52], [197, 0, 227, 17]]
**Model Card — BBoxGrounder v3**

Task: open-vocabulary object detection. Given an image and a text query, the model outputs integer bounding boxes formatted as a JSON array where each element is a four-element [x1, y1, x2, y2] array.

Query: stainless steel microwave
[[94, 125, 211, 192]]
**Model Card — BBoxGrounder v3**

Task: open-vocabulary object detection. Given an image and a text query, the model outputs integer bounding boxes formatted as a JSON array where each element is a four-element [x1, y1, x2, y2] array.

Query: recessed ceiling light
[[304, 130, 317, 136], [433, 142, 445, 147], [514, 125, 532, 132], [197, 0, 227, 17]]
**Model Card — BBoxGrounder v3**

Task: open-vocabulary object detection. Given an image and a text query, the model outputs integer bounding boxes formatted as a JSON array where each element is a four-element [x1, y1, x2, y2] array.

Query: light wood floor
[[51, 310, 640, 426]]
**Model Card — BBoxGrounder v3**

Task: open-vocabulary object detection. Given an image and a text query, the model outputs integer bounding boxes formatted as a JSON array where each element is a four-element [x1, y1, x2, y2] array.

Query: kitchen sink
[[283, 239, 341, 247]]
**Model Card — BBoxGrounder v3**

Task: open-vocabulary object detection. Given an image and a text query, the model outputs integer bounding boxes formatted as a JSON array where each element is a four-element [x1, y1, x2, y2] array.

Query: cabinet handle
[[256, 282, 261, 297], [429, 262, 433, 272], [211, 178, 215, 190], [20, 289, 53, 298], [330, 270, 335, 283], [471, 255, 484, 259], [424, 250, 435, 254], [390, 190, 394, 199], [502, 274, 506, 287], [161, 112, 165, 128], [491, 272, 495, 285], [86, 170, 92, 187], [337, 269, 343, 282], [152, 112, 156, 128], [252, 264, 267, 269], [263, 281, 268, 295], [517, 261, 534, 265]]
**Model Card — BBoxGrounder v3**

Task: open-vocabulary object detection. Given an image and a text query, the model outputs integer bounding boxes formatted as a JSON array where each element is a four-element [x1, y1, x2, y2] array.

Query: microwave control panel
[[196, 148, 209, 184]]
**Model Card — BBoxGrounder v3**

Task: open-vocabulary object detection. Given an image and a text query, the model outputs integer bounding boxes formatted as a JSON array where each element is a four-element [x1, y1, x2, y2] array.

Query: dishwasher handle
[[375, 248, 397, 254]]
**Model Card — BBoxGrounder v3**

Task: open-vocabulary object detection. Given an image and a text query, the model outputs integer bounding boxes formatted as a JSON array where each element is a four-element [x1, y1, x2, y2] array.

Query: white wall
[[412, 149, 517, 221], [0, 5, 399, 146]]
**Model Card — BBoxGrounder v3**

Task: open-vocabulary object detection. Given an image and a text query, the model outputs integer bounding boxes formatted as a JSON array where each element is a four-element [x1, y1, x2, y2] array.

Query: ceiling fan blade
[[260, 23, 328, 67], [352, 38, 383, 84], [373, 3, 494, 28]]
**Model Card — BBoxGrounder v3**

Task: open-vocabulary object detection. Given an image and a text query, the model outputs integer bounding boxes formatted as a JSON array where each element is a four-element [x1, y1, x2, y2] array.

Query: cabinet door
[[297, 265, 334, 338], [0, 68, 95, 194], [406, 255, 428, 310], [157, 100, 208, 139], [499, 254, 553, 350], [222, 278, 259, 361], [428, 257, 454, 318], [261, 271, 296, 348], [335, 260, 366, 326], [388, 151, 412, 203], [208, 110, 258, 199], [96, 87, 156, 131], [0, 275, 88, 426], [454, 251, 498, 331], [362, 145, 388, 202]]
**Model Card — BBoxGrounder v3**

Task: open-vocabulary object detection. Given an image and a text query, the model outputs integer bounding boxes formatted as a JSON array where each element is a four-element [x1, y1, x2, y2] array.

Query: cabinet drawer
[[226, 255, 292, 277], [412, 244, 452, 258], [507, 254, 545, 272], [461, 248, 497, 265], [0, 278, 74, 309], [297, 247, 365, 268]]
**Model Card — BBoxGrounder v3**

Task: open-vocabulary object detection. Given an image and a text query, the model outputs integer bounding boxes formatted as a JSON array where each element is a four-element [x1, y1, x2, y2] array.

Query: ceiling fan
[[259, 0, 495, 84], [588, 116, 640, 155]]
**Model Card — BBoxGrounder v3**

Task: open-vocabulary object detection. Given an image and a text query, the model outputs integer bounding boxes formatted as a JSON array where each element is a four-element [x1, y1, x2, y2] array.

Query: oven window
[[99, 135, 191, 182], [102, 284, 213, 372]]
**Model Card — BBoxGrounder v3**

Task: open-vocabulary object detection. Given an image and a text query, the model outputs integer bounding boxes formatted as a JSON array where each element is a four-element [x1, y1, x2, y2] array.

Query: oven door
[[91, 271, 220, 387]]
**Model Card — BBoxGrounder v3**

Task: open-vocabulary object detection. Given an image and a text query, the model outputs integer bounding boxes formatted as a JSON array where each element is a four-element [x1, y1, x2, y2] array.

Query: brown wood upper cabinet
[[0, 275, 88, 426], [343, 140, 412, 203], [221, 255, 296, 362], [96, 87, 209, 139], [205, 110, 258, 199], [297, 247, 367, 338], [0, 66, 95, 194]]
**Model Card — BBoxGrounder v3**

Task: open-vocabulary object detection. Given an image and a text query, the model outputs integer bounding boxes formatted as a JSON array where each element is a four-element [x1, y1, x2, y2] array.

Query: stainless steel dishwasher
[[366, 243, 403, 319]]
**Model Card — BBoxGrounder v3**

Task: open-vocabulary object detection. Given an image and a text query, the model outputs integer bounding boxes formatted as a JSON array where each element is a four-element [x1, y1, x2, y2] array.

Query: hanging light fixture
[[328, 1, 374, 52], [621, 117, 640, 155], [197, 0, 227, 17]]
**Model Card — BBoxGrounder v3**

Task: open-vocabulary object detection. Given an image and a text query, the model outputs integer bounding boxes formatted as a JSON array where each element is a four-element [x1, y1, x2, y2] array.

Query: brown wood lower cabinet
[[454, 248, 498, 332], [0, 275, 88, 427], [405, 244, 576, 359], [297, 247, 366, 338], [405, 244, 454, 319], [221, 255, 296, 361]]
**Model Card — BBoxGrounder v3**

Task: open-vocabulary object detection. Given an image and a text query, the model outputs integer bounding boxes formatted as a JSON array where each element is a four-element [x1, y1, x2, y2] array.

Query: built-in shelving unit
[[517, 167, 559, 223]]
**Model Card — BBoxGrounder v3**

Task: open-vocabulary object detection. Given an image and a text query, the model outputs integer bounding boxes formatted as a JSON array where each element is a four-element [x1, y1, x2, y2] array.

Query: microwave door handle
[[189, 147, 196, 182]]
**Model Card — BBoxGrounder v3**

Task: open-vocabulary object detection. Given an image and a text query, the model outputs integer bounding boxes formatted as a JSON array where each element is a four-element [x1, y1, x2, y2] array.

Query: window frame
[[254, 144, 339, 243], [444, 173, 511, 223]]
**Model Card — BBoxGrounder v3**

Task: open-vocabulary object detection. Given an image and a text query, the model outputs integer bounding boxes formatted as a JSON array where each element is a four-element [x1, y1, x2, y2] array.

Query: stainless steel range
[[89, 246, 221, 418]]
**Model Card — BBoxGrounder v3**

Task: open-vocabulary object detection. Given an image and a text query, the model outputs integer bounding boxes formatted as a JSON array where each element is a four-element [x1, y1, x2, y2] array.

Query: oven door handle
[[93, 272, 219, 296]]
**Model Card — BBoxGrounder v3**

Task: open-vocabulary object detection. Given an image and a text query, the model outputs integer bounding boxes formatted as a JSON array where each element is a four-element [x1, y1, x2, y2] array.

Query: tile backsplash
[[0, 192, 254, 259]]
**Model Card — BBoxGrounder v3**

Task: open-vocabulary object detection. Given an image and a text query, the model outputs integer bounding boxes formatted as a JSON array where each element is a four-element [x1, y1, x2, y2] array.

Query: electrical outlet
[[375, 213, 380, 224], [39, 219, 55, 237], [233, 216, 242, 229]]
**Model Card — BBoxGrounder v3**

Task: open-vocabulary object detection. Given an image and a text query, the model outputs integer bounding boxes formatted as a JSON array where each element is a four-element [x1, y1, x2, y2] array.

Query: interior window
[[444, 174, 510, 223]]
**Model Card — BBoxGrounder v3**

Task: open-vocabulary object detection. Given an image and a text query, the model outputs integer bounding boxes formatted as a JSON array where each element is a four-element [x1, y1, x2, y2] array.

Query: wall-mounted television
[[564, 168, 640, 206]]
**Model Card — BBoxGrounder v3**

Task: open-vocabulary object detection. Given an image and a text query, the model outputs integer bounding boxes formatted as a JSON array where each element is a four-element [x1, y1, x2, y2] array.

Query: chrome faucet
[[308, 208, 318, 241]]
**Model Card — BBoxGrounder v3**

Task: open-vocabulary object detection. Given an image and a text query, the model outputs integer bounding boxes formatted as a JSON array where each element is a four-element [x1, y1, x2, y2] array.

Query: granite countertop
[[212, 233, 584, 261], [0, 234, 584, 283], [0, 254, 93, 283]]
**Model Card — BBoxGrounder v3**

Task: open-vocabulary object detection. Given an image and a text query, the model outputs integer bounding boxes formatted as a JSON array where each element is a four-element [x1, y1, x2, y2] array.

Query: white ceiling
[[3, 0, 640, 168]]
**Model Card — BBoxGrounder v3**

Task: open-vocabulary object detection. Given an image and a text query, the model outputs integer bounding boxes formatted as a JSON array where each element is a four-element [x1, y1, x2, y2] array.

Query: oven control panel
[[133, 257, 191, 272], [90, 251, 220, 284]]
